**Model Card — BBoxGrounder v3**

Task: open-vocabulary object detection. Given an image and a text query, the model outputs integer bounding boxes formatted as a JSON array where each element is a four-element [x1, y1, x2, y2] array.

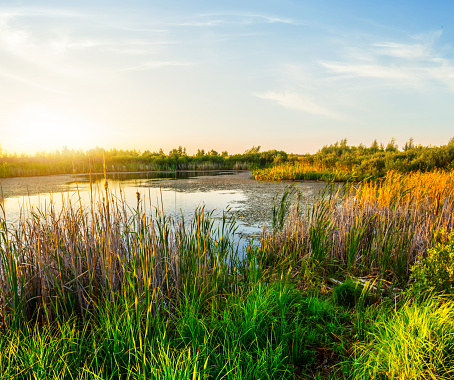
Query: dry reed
[[263, 171, 454, 284], [0, 185, 237, 324]]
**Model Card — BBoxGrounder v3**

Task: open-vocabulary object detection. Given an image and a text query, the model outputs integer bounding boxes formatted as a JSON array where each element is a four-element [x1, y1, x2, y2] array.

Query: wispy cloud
[[0, 7, 187, 79], [372, 30, 443, 60], [178, 19, 225, 27], [117, 27, 168, 33], [0, 8, 89, 20], [51, 38, 182, 53], [320, 61, 417, 81], [320, 30, 454, 90], [372, 42, 429, 59], [0, 70, 71, 94], [243, 14, 295, 24], [176, 13, 295, 27], [254, 91, 342, 119], [100, 61, 196, 73], [0, 13, 30, 50]]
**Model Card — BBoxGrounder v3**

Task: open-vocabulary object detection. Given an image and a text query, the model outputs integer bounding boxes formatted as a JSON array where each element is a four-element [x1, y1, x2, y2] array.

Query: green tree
[[385, 138, 398, 152], [169, 146, 187, 159], [369, 139, 379, 153], [404, 137, 415, 151], [244, 145, 261, 154]]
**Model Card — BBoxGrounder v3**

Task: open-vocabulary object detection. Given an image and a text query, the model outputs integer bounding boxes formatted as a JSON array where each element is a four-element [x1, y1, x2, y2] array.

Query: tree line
[[296, 137, 454, 176], [0, 145, 289, 178], [1, 138, 453, 179]]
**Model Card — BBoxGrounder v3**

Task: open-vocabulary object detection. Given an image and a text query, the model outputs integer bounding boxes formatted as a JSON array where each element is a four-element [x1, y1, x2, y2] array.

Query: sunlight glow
[[8, 105, 99, 153]]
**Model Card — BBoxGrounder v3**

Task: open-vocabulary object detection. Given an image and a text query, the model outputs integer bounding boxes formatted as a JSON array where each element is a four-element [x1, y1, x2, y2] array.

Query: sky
[[1, 0, 454, 155]]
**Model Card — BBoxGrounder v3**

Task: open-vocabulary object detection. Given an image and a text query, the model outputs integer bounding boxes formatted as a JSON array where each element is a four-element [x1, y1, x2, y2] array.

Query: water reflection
[[74, 170, 235, 183], [0, 171, 329, 240]]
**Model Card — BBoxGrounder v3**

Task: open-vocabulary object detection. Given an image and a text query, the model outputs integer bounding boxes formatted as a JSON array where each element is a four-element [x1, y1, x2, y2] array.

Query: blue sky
[[1, 0, 453, 154]]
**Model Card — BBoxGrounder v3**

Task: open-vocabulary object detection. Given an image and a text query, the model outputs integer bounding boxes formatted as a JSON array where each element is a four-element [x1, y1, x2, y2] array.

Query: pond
[[0, 170, 329, 241]]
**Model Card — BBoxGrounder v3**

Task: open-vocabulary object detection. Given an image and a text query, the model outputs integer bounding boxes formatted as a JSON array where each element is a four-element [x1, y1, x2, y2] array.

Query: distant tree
[[221, 151, 228, 157], [404, 137, 415, 151], [244, 145, 261, 154], [340, 138, 348, 148], [369, 139, 379, 153], [208, 149, 219, 156], [142, 150, 157, 157], [385, 138, 398, 152], [196, 149, 205, 157], [169, 146, 187, 158]]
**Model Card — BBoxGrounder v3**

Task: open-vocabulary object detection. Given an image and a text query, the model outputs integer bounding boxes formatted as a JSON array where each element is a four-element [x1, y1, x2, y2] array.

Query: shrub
[[410, 229, 454, 296]]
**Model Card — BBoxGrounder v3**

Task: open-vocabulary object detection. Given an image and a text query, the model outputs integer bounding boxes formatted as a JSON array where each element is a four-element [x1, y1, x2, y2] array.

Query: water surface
[[0, 170, 329, 239]]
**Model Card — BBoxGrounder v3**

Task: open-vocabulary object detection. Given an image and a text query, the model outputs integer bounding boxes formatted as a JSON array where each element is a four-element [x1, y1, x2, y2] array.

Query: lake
[[0, 170, 329, 240]]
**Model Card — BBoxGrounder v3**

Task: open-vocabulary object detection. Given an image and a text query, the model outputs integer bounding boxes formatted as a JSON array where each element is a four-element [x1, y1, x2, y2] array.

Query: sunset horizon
[[2, 1, 454, 155]]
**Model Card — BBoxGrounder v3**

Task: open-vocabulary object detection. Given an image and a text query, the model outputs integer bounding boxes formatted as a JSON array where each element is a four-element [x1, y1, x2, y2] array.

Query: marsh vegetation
[[253, 138, 454, 181], [1, 168, 454, 378]]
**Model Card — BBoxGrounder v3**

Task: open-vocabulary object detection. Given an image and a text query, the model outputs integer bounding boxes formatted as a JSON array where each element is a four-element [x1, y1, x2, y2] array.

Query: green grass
[[1, 173, 454, 378], [352, 295, 454, 379], [0, 281, 353, 379]]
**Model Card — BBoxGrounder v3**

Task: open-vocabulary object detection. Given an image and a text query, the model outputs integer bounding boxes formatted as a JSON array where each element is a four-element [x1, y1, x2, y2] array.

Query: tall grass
[[1, 170, 454, 378], [0, 185, 239, 325], [261, 171, 454, 286], [253, 162, 364, 182], [0, 184, 344, 378], [353, 295, 454, 379]]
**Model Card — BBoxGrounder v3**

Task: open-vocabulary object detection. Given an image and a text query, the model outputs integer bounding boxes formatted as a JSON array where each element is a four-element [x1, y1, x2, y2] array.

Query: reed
[[0, 185, 239, 325], [261, 171, 454, 286], [253, 162, 364, 182], [1, 170, 454, 378]]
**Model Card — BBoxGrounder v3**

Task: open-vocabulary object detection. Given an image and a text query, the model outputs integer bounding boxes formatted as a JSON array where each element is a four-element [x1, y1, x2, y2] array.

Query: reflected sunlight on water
[[0, 171, 329, 243]]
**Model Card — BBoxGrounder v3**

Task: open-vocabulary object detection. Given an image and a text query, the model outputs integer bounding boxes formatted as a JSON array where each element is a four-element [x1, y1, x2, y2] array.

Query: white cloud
[[372, 42, 429, 59], [176, 13, 295, 27], [0, 13, 30, 50], [0, 70, 71, 94], [178, 19, 225, 27], [320, 30, 454, 91], [247, 14, 294, 24], [372, 31, 443, 60], [100, 61, 196, 73], [254, 91, 341, 119], [0, 8, 189, 79], [320, 61, 416, 81]]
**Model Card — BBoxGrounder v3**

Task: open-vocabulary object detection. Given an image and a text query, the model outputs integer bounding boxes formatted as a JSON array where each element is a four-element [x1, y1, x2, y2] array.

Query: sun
[[8, 105, 99, 153]]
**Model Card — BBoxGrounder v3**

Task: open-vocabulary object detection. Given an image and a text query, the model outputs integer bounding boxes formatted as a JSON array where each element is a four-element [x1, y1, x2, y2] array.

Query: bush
[[410, 229, 454, 296]]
